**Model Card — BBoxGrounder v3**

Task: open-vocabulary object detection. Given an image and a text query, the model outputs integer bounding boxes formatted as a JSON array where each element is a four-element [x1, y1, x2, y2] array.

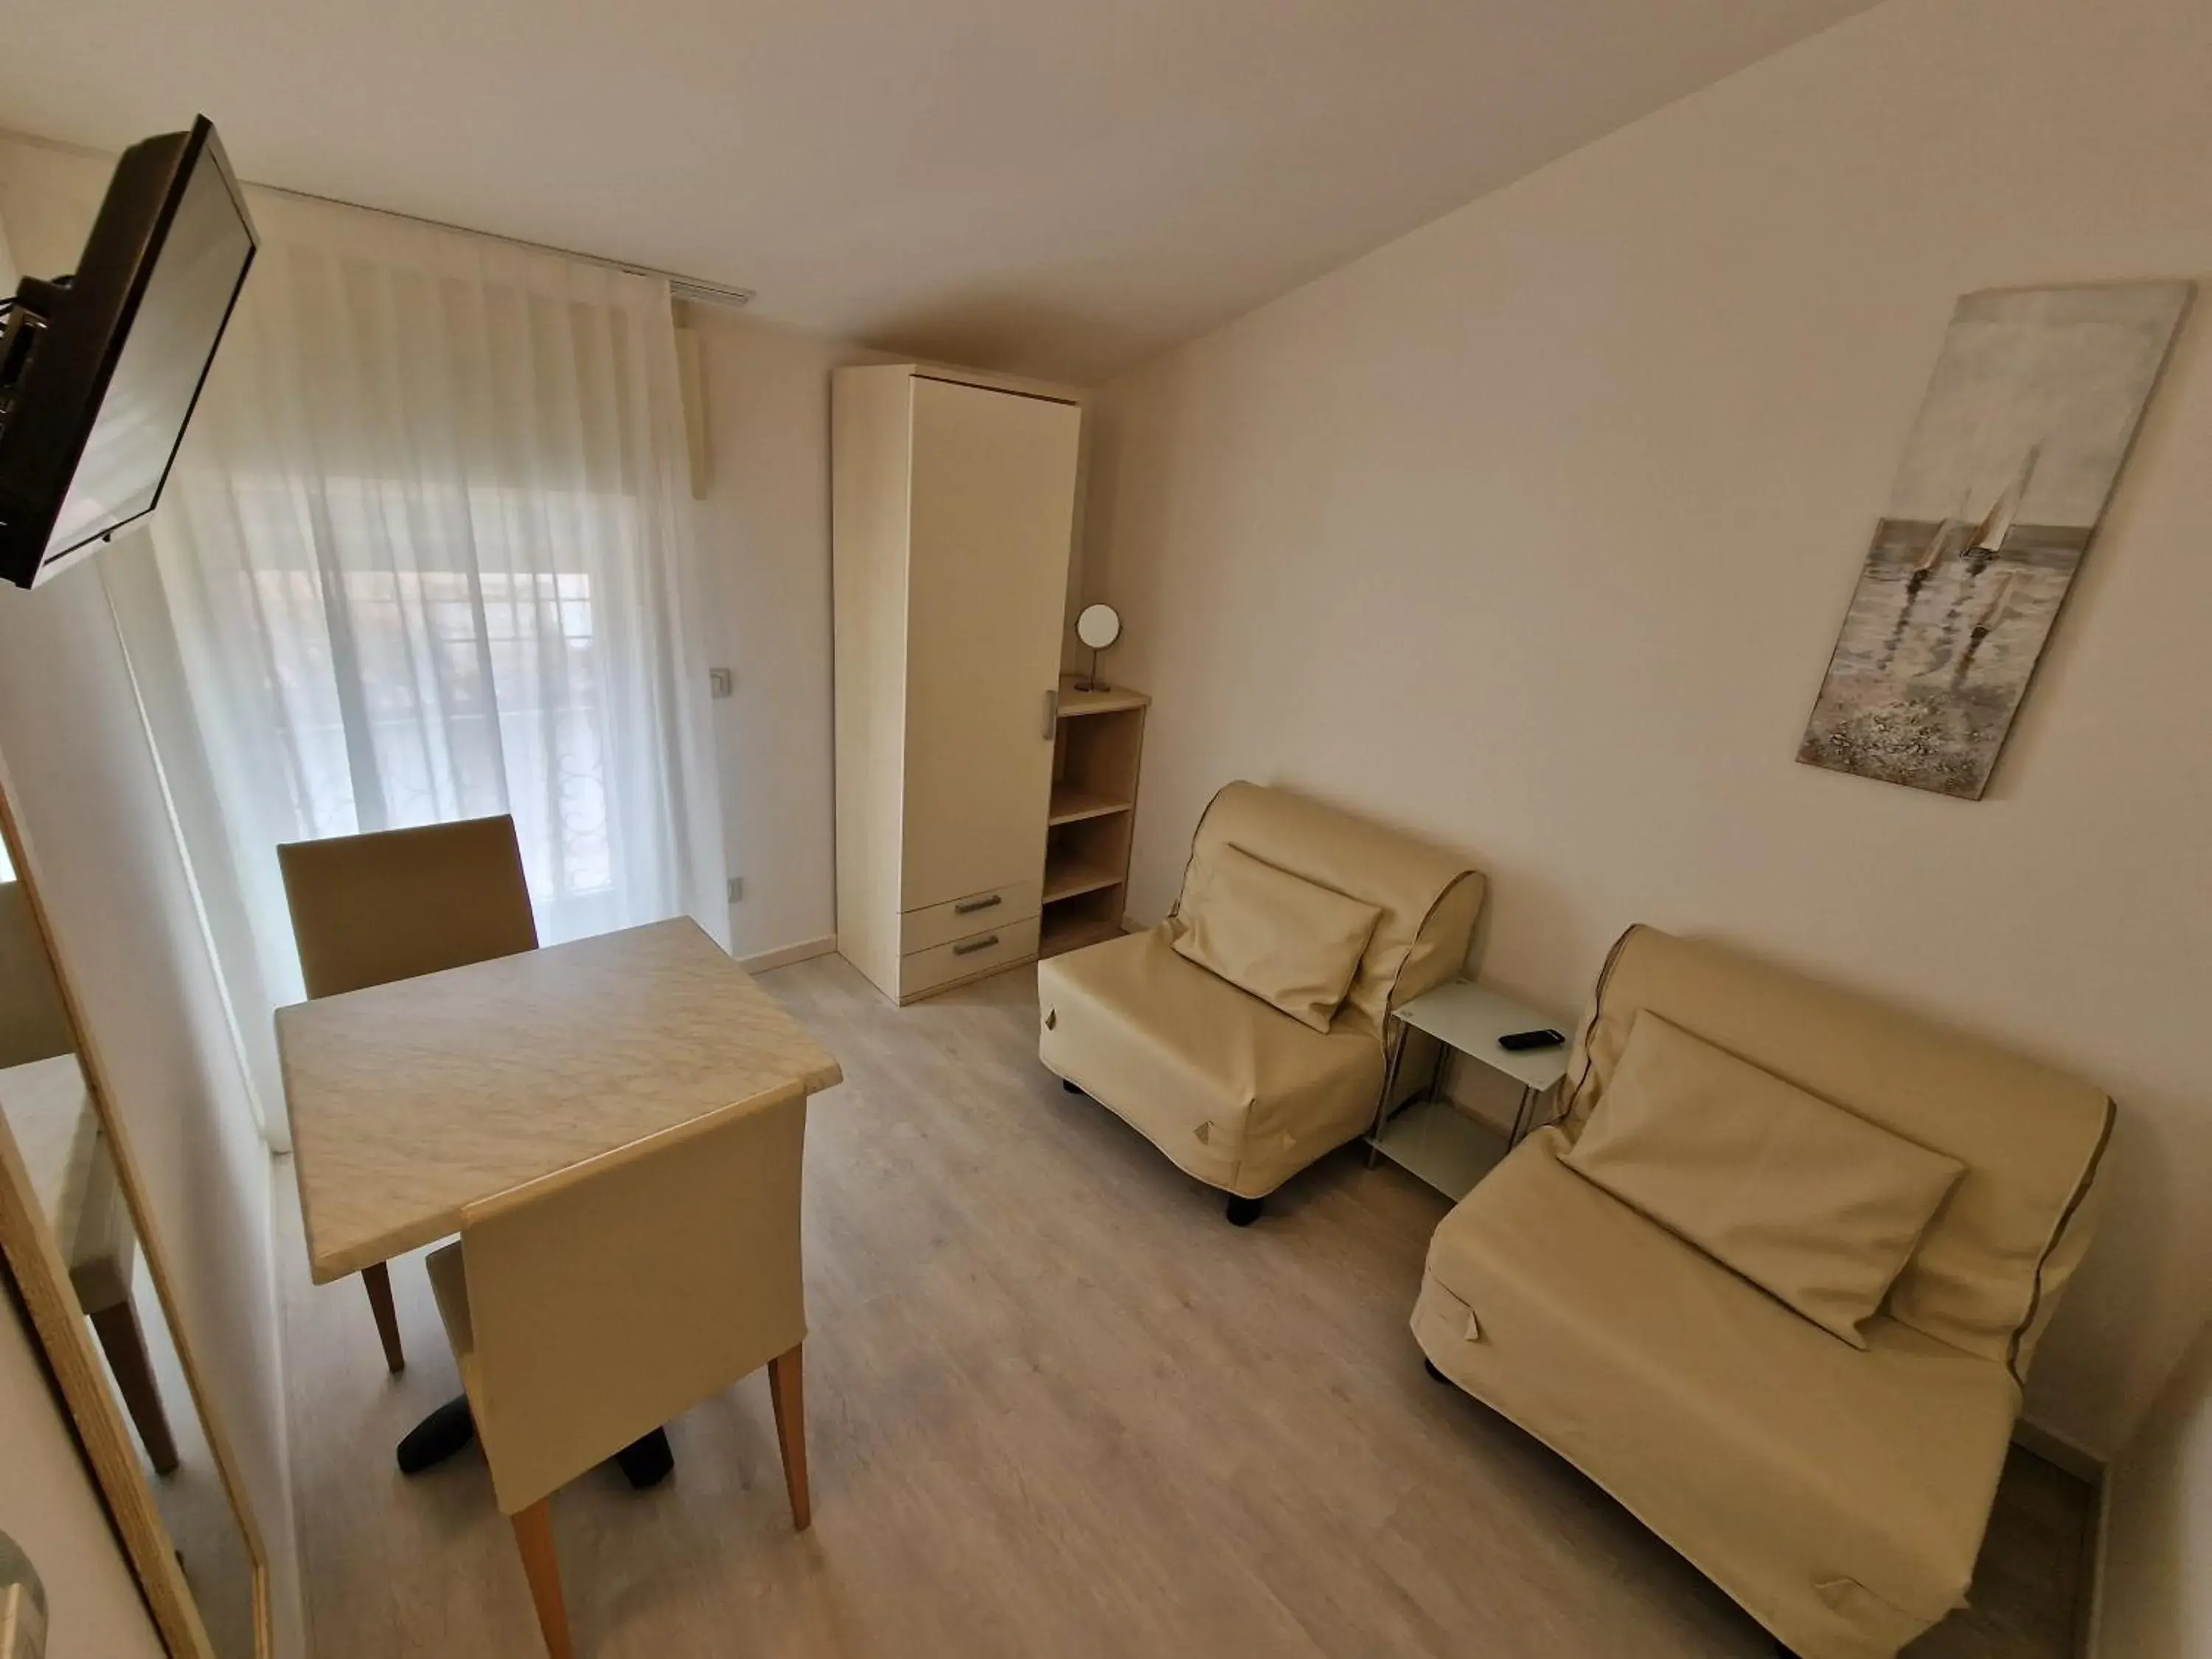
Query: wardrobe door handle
[[1042, 689, 1059, 737], [953, 933, 1001, 956], [953, 894, 1003, 916]]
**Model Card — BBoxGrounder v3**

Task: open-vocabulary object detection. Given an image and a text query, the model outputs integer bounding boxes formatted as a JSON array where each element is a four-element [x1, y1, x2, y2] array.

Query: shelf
[[1040, 908, 1124, 959], [1368, 1098, 1510, 1202], [1043, 858, 1121, 904], [1057, 677, 1150, 719], [1048, 783, 1134, 827]]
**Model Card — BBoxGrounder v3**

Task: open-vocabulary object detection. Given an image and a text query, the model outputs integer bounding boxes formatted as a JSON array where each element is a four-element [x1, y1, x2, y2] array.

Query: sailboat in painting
[[1966, 444, 2039, 567]]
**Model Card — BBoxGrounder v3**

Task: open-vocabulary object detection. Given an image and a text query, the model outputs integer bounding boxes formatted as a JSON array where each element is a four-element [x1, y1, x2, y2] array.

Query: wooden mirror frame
[[0, 770, 270, 1658]]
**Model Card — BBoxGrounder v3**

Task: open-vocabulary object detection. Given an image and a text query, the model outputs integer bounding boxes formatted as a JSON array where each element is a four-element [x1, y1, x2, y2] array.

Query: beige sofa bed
[[1412, 925, 2113, 1659], [1038, 781, 1483, 1222]]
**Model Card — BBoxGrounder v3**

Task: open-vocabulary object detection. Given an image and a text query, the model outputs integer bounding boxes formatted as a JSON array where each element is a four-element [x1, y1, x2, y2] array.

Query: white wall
[[1083, 0, 2212, 1465], [2098, 1313, 2212, 1655], [0, 145, 305, 1657], [0, 1287, 170, 1659], [686, 309, 894, 964]]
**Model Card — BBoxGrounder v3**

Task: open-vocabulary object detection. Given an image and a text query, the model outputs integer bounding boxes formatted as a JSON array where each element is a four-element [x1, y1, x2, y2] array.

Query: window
[[227, 476, 631, 926]]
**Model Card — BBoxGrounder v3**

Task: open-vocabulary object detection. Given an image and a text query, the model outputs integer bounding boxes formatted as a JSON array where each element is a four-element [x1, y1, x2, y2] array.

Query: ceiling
[[0, 0, 1873, 384]]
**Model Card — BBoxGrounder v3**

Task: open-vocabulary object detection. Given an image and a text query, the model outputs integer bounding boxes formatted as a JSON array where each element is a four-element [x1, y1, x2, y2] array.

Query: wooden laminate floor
[[276, 953, 2089, 1658]]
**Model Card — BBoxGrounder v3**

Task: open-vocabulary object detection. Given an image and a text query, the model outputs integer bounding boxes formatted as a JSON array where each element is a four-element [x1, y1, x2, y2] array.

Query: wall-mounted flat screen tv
[[0, 116, 257, 588]]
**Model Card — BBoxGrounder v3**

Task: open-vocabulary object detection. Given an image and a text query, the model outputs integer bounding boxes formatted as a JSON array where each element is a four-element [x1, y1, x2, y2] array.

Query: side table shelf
[[1369, 980, 1572, 1202]]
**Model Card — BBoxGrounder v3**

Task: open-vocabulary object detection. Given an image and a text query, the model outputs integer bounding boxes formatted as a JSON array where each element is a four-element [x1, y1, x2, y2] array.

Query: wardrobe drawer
[[900, 878, 1041, 956], [899, 917, 1040, 1001]]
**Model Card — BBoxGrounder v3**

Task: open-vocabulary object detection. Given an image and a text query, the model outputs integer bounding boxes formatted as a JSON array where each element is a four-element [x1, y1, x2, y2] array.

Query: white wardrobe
[[831, 365, 1082, 1004]]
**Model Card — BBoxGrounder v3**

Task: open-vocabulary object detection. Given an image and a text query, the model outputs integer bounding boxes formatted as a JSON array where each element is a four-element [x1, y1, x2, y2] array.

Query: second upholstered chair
[[1413, 926, 2113, 1659], [276, 815, 539, 1371], [425, 1078, 813, 1659], [1040, 782, 1484, 1223]]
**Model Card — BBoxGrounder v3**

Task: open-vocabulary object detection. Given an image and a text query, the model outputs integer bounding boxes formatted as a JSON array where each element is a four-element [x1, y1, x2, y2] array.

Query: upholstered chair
[[1040, 781, 1484, 1223], [277, 815, 539, 1369], [425, 1078, 813, 1658], [1413, 925, 2112, 1659]]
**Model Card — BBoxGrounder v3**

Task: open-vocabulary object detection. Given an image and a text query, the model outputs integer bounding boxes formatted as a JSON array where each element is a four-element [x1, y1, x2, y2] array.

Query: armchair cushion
[[1172, 844, 1381, 1032], [1563, 1010, 1964, 1346], [1561, 927, 2113, 1377]]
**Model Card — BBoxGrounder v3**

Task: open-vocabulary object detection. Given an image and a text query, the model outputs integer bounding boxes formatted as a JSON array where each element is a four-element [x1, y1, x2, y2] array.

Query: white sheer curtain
[[102, 191, 726, 1148]]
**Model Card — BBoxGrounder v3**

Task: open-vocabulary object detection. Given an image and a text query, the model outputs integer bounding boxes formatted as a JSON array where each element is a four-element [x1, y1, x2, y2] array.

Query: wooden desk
[[277, 917, 842, 1284]]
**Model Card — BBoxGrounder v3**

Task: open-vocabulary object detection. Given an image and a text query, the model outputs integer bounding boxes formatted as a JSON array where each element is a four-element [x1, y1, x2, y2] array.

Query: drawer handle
[[952, 933, 1001, 956], [953, 893, 1004, 916]]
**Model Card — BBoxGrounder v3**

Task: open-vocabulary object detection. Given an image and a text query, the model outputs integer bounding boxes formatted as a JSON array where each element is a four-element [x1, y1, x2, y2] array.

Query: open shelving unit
[[1041, 675, 1150, 958]]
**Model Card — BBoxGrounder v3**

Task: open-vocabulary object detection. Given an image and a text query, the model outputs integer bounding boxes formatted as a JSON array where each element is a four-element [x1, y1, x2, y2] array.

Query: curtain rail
[[0, 125, 756, 310]]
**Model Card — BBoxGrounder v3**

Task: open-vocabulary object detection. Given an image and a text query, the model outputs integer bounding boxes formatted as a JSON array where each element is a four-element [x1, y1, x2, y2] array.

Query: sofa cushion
[[1563, 1011, 1964, 1346], [1415, 1127, 2018, 1659], [1037, 925, 1385, 1198], [1172, 782, 1483, 1040], [1560, 927, 2112, 1378], [1172, 844, 1381, 1032]]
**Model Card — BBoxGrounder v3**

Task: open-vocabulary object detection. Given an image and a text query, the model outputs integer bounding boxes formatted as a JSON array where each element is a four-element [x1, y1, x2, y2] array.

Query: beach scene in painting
[[1799, 282, 2191, 799]]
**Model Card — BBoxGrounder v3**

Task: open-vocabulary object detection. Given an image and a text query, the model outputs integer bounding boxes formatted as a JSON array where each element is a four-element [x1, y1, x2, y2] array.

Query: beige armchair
[[1412, 925, 2112, 1659], [277, 814, 540, 1371], [425, 1077, 813, 1659], [1038, 781, 1483, 1223]]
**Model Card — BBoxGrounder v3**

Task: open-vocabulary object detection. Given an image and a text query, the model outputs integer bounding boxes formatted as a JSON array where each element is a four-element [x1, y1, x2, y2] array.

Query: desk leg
[[397, 1395, 674, 1488], [361, 1262, 405, 1372], [396, 1396, 477, 1474], [89, 1300, 180, 1475], [613, 1428, 673, 1489], [768, 1343, 811, 1531]]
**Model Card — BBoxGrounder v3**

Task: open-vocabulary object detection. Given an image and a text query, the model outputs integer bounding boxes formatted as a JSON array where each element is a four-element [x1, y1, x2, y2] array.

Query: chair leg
[[88, 1300, 180, 1474], [509, 1498, 574, 1659], [1225, 1193, 1265, 1227], [768, 1343, 811, 1531], [361, 1262, 405, 1373]]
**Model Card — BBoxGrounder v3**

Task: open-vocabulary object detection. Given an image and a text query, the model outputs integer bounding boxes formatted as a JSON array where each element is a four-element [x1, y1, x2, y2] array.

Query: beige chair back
[[460, 1079, 809, 1515], [1562, 925, 2112, 1380], [1170, 782, 1484, 1039], [277, 816, 539, 998], [0, 881, 75, 1068]]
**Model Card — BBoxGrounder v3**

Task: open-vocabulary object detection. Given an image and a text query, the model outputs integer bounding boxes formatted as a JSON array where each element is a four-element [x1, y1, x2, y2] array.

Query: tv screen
[[0, 116, 257, 588]]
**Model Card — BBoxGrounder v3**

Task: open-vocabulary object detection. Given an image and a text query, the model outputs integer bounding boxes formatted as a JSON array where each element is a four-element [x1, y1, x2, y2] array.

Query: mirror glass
[[1076, 602, 1121, 650], [0, 840, 257, 1657]]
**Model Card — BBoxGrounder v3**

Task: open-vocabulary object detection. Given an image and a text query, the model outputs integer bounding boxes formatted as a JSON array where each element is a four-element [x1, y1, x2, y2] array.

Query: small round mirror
[[1076, 603, 1121, 650]]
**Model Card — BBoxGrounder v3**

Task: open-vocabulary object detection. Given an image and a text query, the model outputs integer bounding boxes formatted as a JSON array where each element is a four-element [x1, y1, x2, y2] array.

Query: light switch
[[708, 668, 734, 699]]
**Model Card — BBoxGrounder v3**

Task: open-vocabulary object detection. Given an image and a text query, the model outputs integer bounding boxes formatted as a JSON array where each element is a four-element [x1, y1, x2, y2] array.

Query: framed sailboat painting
[[1798, 280, 2192, 799]]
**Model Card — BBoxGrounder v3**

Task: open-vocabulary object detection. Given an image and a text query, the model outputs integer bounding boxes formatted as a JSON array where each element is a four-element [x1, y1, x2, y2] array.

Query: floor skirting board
[[2013, 1419, 2101, 1486], [737, 934, 838, 975]]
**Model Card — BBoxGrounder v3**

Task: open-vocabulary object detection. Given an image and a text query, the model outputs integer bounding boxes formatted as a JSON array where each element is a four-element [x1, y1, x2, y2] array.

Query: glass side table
[[1366, 979, 1573, 1201]]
